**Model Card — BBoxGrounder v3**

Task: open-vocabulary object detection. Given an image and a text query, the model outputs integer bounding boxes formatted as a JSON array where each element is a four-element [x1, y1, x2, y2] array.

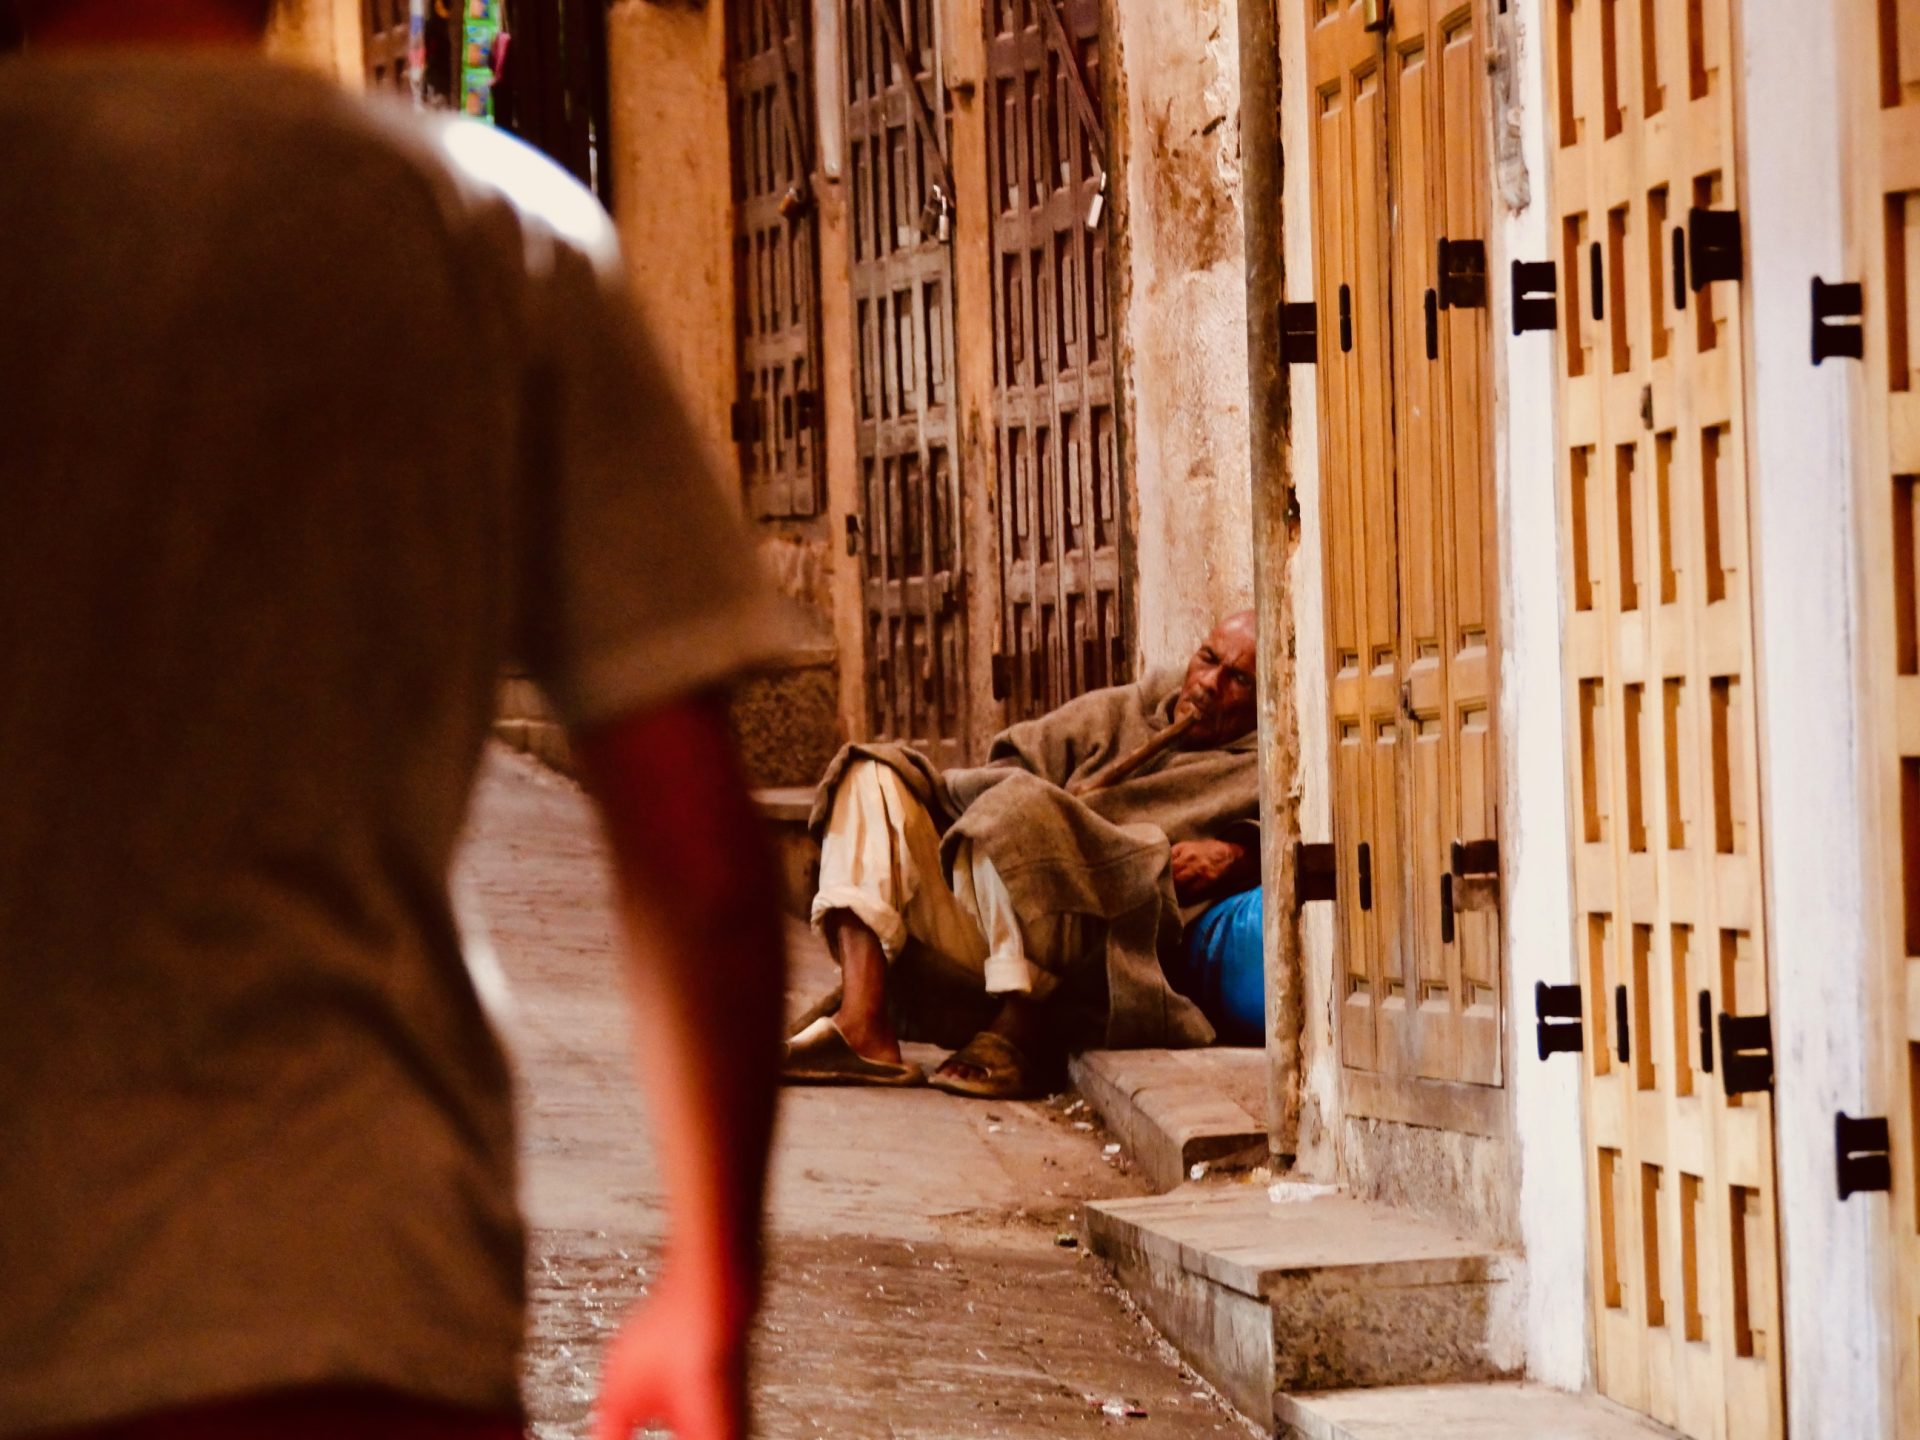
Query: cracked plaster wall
[[1109, 0, 1256, 671]]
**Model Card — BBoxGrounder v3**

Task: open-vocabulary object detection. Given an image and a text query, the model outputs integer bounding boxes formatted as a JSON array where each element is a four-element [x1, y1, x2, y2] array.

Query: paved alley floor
[[457, 747, 1256, 1440]]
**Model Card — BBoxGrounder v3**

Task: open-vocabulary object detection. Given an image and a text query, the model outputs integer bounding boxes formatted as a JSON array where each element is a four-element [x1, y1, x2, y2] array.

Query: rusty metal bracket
[[1511, 259, 1556, 334], [1436, 237, 1487, 310], [1535, 982, 1583, 1060], [1718, 1012, 1775, 1096], [1281, 301, 1318, 365]]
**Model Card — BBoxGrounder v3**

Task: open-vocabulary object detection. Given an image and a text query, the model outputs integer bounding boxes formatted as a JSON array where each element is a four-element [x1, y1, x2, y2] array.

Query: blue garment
[[1176, 888, 1265, 1046]]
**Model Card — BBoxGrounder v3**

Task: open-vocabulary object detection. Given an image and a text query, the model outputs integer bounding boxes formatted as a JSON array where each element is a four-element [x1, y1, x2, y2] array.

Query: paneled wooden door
[[984, 0, 1131, 722], [728, 0, 825, 522], [1302, 0, 1504, 1122], [1545, 0, 1783, 1433], [1844, 3, 1920, 1433], [844, 0, 970, 764]]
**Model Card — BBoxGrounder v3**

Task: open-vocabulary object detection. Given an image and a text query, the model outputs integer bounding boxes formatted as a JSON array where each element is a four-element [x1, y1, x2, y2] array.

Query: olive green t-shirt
[[0, 54, 776, 1435]]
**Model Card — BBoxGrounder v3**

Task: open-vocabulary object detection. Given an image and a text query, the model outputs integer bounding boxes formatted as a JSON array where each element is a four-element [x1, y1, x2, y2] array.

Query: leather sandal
[[782, 1016, 926, 1087]]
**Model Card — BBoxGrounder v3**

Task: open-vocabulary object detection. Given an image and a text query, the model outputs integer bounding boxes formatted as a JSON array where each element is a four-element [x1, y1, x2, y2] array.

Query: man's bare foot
[[932, 994, 1049, 1088], [822, 910, 904, 1066]]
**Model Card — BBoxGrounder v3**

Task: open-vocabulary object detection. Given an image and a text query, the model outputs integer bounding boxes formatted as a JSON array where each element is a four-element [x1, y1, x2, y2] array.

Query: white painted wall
[[1498, 1, 1588, 1394], [1738, 3, 1891, 1434], [1110, 0, 1257, 672]]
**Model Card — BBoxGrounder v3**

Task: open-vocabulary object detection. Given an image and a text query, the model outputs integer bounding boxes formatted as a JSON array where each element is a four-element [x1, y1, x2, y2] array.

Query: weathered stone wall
[[1108, 0, 1257, 671]]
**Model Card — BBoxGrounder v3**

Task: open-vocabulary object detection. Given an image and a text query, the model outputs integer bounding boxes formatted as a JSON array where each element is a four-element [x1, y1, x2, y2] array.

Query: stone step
[[1084, 1184, 1518, 1423], [1275, 1382, 1687, 1439], [1068, 1048, 1268, 1192], [754, 786, 820, 922]]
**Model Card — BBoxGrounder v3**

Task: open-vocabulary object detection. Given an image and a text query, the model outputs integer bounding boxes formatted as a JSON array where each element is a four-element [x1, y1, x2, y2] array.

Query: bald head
[[1174, 609, 1257, 748]]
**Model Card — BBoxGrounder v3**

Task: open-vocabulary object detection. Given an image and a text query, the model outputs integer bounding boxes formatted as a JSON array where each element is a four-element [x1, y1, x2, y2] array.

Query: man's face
[[1174, 613, 1257, 747]]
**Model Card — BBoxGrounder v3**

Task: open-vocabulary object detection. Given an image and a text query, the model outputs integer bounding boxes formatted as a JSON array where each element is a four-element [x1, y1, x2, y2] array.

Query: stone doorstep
[[1274, 1383, 1689, 1440], [1085, 1186, 1517, 1425], [754, 787, 820, 923], [1069, 1048, 1269, 1193]]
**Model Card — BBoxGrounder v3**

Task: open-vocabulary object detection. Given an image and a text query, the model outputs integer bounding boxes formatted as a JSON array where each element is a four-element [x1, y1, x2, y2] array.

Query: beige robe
[[809, 673, 1259, 1048]]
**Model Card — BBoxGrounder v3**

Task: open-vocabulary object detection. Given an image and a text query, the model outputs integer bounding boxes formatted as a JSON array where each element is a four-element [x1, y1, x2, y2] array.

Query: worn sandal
[[927, 1030, 1046, 1100], [782, 1016, 926, 1087]]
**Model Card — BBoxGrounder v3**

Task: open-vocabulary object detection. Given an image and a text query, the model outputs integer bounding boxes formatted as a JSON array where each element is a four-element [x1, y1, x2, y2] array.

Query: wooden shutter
[[1302, 0, 1503, 1121], [985, 0, 1131, 722], [1846, 4, 1920, 1434], [1545, 0, 1784, 1432]]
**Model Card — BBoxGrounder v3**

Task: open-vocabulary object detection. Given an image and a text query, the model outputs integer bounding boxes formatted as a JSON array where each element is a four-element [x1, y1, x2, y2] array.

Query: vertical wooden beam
[[1236, 0, 1301, 1159], [942, 0, 1006, 756]]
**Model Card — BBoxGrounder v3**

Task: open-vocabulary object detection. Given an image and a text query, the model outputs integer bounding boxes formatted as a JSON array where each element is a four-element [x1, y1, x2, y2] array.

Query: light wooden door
[[1303, 0, 1503, 1122], [1544, 0, 1783, 1433], [1844, 4, 1920, 1433]]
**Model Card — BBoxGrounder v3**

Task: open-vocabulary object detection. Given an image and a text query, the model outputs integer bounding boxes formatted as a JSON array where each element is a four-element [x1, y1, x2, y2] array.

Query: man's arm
[[574, 691, 787, 1440], [1170, 838, 1261, 906]]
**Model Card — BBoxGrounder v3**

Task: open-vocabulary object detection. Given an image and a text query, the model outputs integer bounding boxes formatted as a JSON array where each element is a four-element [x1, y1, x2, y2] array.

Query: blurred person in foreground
[[0, 4, 786, 1439]]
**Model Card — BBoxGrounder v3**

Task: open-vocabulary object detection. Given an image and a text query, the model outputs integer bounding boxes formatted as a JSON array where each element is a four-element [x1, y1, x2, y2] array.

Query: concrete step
[[1068, 1048, 1268, 1192], [1275, 1382, 1686, 1439], [1084, 1184, 1518, 1423]]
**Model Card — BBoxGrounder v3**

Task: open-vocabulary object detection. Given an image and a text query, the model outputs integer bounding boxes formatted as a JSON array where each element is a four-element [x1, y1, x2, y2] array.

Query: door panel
[[845, 0, 969, 764], [1545, 0, 1784, 1432], [1845, 3, 1920, 1434], [985, 0, 1131, 721], [1302, 0, 1502, 1106], [729, 0, 825, 521]]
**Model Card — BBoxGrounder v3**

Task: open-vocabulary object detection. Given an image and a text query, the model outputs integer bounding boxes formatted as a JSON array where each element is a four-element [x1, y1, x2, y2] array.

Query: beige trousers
[[810, 759, 1080, 1000]]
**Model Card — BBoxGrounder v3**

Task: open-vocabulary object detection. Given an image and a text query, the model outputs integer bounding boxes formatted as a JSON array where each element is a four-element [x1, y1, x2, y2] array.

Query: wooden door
[[984, 0, 1131, 722], [1845, 4, 1920, 1433], [845, 0, 970, 764], [728, 0, 825, 521], [1545, 0, 1783, 1432], [1302, 0, 1503, 1121], [361, 0, 410, 95]]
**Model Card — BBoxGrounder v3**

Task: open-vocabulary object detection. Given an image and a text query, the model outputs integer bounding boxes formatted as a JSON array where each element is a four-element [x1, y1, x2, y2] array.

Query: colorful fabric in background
[[1171, 887, 1265, 1047], [461, 0, 504, 123]]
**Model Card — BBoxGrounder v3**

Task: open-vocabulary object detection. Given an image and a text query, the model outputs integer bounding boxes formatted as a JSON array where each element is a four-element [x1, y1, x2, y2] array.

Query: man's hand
[[593, 1266, 753, 1440], [1170, 838, 1255, 905]]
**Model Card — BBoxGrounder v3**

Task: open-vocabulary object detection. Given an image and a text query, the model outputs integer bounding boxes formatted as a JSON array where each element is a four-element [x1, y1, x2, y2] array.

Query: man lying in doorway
[[784, 611, 1261, 1099]]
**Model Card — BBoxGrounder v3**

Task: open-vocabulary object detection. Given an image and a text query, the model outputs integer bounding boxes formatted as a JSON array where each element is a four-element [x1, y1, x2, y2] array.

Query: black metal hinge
[[1437, 237, 1488, 310], [1689, 206, 1743, 290], [729, 398, 762, 443], [1812, 278, 1865, 364], [1338, 284, 1354, 353], [844, 513, 862, 557], [1589, 241, 1604, 322], [1281, 301, 1318, 366], [1837, 1112, 1893, 1200], [1535, 982, 1583, 1060], [1294, 842, 1337, 904], [1511, 259, 1557, 334], [1614, 983, 1630, 1064], [1697, 989, 1716, 1073], [990, 652, 1013, 701], [1424, 288, 1440, 360], [1718, 1012, 1775, 1095], [1356, 840, 1373, 911], [794, 387, 819, 432]]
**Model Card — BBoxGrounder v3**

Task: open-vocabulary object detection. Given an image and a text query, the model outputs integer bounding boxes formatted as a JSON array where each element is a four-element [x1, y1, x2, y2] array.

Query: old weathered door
[[360, 0, 410, 95], [844, 0, 970, 765], [728, 0, 825, 522], [1545, 0, 1784, 1432], [1302, 0, 1504, 1125], [1845, 4, 1920, 1433], [984, 0, 1131, 722]]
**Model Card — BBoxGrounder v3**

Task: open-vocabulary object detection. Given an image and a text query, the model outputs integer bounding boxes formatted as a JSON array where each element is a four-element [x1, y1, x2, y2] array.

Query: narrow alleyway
[[456, 748, 1256, 1439]]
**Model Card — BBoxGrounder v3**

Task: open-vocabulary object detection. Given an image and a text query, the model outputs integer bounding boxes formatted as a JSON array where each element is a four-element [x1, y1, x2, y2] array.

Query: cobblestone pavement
[[457, 748, 1256, 1439]]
